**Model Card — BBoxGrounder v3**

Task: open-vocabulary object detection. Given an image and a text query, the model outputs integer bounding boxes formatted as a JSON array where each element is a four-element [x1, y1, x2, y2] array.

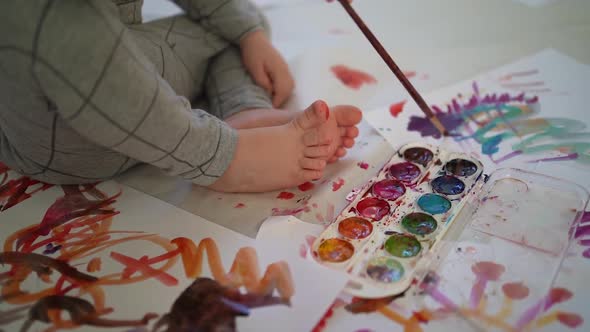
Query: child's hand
[[240, 30, 294, 108]]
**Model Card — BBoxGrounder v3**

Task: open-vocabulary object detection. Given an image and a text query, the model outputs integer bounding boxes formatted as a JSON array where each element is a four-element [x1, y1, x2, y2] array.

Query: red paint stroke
[[357, 162, 369, 170], [110, 251, 178, 286], [16, 186, 120, 249], [389, 100, 406, 118], [234, 203, 245, 208], [0, 176, 53, 211], [277, 191, 295, 200], [557, 312, 583, 328], [311, 299, 347, 332], [502, 282, 529, 300], [330, 65, 376, 90], [332, 178, 345, 192], [298, 182, 315, 192]]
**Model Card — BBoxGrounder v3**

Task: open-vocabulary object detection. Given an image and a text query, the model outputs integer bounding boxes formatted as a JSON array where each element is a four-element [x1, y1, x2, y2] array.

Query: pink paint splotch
[[277, 191, 295, 200], [234, 203, 245, 208], [357, 162, 369, 170], [298, 181, 315, 192], [330, 65, 376, 90], [332, 178, 345, 192]]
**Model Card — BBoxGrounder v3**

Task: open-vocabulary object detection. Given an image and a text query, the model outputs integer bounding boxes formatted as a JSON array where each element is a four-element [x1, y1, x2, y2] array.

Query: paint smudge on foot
[[330, 65, 377, 90], [389, 101, 406, 118], [298, 182, 315, 192], [277, 191, 295, 200], [332, 178, 345, 191]]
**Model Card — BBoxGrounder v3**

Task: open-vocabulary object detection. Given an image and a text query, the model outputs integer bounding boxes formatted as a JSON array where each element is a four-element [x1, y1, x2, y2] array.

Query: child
[[0, 0, 361, 193]]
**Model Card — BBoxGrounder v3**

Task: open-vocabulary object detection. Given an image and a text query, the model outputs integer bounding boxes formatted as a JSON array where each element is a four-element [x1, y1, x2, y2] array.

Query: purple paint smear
[[527, 153, 579, 163], [515, 288, 572, 331], [408, 81, 538, 139], [575, 212, 590, 259]]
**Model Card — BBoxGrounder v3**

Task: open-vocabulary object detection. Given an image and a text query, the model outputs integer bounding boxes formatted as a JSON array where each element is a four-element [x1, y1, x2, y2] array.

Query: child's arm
[[170, 0, 264, 43], [30, 1, 238, 186], [171, 0, 294, 107]]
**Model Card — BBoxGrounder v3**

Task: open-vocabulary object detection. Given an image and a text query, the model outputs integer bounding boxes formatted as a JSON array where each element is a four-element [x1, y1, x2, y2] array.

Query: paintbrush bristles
[[336, 0, 448, 137]]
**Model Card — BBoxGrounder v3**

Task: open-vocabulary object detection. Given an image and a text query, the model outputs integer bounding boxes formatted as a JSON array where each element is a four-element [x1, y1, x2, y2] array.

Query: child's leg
[[127, 15, 229, 101], [204, 45, 274, 120], [205, 46, 363, 162]]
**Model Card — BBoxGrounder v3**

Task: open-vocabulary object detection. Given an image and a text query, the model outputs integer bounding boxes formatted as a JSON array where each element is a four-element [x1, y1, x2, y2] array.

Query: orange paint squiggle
[[173, 237, 294, 299]]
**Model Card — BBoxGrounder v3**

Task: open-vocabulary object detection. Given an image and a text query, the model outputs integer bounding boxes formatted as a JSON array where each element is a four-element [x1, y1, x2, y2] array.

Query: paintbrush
[[336, 0, 449, 137]]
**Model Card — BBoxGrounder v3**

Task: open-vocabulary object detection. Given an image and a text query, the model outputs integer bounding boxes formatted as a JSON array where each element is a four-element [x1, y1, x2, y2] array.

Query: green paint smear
[[418, 193, 452, 215], [459, 103, 590, 163], [401, 213, 437, 236], [385, 234, 422, 258]]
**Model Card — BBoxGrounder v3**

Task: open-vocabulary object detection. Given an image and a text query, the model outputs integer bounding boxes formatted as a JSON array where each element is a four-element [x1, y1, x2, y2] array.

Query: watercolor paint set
[[311, 142, 589, 301], [311, 142, 486, 298]]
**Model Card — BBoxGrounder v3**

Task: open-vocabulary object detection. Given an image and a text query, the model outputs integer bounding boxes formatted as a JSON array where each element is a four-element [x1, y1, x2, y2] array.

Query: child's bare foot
[[320, 103, 362, 163], [209, 101, 333, 193], [224, 103, 362, 163]]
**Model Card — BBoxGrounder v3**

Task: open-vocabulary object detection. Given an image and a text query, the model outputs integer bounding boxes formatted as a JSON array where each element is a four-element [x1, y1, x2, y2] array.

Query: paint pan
[[415, 168, 589, 330], [312, 142, 485, 298]]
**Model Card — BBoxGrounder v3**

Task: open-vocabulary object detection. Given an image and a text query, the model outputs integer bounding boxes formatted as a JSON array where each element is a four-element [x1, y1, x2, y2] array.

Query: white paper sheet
[[364, 49, 590, 189], [0, 182, 346, 332]]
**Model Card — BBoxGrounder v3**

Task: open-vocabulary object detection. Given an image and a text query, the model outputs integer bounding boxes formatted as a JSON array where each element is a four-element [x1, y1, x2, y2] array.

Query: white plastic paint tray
[[414, 168, 589, 331]]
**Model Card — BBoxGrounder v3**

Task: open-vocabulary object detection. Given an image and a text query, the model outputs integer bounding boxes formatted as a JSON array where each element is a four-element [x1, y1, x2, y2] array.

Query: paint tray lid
[[413, 168, 589, 330]]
